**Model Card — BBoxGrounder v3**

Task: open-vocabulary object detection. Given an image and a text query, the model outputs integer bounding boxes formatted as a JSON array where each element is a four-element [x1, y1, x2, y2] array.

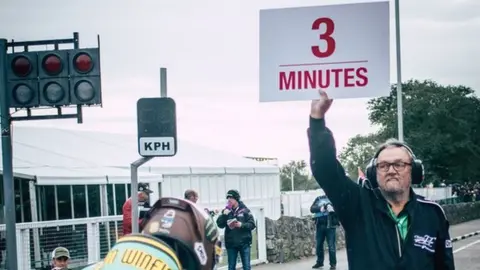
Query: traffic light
[[6, 48, 102, 109], [6, 52, 39, 108], [38, 50, 69, 106], [137, 97, 177, 157], [69, 48, 102, 105]]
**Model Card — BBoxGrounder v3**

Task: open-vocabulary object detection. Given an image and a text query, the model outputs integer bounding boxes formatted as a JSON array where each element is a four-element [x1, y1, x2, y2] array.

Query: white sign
[[259, 1, 390, 102], [139, 137, 175, 156]]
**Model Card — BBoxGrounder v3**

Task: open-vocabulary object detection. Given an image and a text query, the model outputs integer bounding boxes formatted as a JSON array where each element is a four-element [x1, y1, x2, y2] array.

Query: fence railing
[[0, 206, 267, 270], [281, 187, 453, 217]]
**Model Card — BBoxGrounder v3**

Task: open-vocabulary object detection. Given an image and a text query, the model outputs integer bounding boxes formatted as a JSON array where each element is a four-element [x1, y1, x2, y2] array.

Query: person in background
[[184, 188, 222, 269], [50, 247, 71, 270], [122, 183, 153, 235], [184, 189, 199, 203], [216, 190, 256, 270], [310, 195, 338, 269]]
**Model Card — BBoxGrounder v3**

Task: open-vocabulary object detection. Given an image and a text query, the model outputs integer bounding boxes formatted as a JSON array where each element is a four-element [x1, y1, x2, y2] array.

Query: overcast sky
[[1, 0, 479, 164]]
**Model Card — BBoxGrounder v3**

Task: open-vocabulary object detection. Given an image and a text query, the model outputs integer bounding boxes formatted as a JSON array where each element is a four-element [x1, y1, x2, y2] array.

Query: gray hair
[[376, 138, 414, 159]]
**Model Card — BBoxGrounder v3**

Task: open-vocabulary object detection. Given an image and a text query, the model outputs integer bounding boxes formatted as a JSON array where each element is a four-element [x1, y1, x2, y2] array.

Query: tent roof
[[0, 126, 278, 183], [0, 134, 161, 185]]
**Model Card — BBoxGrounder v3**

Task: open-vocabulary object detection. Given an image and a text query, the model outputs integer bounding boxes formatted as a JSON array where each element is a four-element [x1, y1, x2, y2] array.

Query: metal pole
[[395, 0, 404, 142], [0, 38, 18, 270], [290, 170, 294, 191], [130, 157, 152, 233], [130, 67, 168, 233], [160, 68, 167, 97]]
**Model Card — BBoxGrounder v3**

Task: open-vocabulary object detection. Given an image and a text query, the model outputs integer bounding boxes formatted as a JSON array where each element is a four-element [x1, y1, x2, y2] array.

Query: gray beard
[[380, 188, 407, 204]]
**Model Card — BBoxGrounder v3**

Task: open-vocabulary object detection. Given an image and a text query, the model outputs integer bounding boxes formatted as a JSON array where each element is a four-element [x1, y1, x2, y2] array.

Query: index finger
[[318, 89, 329, 99]]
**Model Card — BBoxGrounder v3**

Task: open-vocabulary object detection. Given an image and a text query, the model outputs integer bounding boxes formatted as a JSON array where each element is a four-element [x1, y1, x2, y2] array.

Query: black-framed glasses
[[376, 161, 411, 172]]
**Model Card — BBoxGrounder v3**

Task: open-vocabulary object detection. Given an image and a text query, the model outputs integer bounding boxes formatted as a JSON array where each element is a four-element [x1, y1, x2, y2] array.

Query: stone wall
[[265, 201, 480, 263], [443, 201, 480, 225], [265, 216, 345, 263]]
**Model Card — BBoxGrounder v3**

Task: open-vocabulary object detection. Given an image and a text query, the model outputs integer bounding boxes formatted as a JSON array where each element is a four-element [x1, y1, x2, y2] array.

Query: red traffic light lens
[[74, 53, 93, 73], [12, 84, 35, 105], [42, 54, 63, 75], [74, 80, 95, 102], [11, 56, 32, 77]]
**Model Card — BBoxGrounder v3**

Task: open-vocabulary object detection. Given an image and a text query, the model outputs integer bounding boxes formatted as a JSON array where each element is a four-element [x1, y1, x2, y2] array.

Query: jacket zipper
[[395, 225, 402, 258]]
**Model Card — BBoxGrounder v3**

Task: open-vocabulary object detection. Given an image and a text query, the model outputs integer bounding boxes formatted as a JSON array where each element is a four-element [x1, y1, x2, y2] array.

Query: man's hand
[[311, 90, 333, 119], [222, 209, 231, 215], [233, 221, 242, 228]]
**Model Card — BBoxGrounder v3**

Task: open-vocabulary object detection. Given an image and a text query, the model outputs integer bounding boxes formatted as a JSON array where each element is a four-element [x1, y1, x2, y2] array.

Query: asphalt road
[[452, 234, 480, 270], [252, 219, 480, 270]]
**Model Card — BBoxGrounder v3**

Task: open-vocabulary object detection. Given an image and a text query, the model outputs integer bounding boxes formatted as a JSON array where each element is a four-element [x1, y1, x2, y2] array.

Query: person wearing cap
[[216, 190, 256, 270], [122, 183, 153, 236], [51, 247, 70, 270]]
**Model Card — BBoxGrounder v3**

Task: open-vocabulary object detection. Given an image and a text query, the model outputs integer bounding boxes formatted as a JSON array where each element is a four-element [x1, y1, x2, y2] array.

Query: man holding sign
[[307, 90, 455, 269]]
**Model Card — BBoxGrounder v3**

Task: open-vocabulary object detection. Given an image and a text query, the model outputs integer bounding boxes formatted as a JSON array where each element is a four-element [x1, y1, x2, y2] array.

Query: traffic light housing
[[6, 48, 102, 109], [137, 97, 177, 156], [7, 52, 40, 108], [69, 48, 102, 105], [38, 50, 70, 106]]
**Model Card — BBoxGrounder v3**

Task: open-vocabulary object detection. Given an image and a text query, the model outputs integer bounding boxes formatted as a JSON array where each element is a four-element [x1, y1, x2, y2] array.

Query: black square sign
[[136, 97, 177, 157]]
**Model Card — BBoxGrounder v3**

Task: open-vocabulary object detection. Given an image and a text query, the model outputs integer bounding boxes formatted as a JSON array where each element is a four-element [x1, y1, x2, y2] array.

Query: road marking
[[453, 239, 480, 254]]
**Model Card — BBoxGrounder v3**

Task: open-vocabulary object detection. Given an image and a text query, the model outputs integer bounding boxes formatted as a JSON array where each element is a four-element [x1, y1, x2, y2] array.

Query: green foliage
[[339, 79, 480, 184], [279, 160, 318, 191], [339, 133, 384, 179]]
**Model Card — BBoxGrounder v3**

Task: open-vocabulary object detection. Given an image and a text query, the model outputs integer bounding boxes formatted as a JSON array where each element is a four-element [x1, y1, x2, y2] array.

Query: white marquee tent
[[0, 126, 281, 218]]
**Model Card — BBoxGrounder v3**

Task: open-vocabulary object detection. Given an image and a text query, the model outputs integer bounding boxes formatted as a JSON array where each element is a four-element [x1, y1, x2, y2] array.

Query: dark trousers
[[227, 245, 251, 270], [316, 226, 337, 266]]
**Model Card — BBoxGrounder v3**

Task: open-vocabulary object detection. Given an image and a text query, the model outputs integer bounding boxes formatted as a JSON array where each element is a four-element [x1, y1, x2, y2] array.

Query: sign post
[[259, 1, 390, 102], [0, 38, 17, 270], [394, 0, 404, 142], [130, 68, 177, 234]]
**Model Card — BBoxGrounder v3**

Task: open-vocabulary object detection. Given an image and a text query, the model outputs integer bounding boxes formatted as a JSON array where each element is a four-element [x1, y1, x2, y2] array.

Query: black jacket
[[308, 117, 455, 270], [216, 202, 256, 249]]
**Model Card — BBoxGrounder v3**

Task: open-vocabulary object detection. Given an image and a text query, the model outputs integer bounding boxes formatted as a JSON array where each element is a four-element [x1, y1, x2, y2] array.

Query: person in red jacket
[[122, 183, 153, 235]]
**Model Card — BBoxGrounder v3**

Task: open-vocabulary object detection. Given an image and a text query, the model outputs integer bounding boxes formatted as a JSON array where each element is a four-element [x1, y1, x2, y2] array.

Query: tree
[[339, 133, 384, 179], [340, 79, 480, 184], [279, 160, 318, 191]]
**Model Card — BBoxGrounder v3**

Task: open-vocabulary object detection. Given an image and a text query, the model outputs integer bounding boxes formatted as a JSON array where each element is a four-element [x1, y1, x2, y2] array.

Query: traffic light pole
[[0, 39, 19, 270], [130, 67, 169, 234]]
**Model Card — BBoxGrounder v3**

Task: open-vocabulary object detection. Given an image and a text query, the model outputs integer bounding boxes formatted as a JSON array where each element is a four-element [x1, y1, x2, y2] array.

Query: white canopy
[[0, 125, 278, 185]]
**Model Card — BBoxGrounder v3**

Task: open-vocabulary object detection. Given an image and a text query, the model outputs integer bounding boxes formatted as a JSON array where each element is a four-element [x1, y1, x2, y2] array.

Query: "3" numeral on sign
[[311, 17, 336, 58]]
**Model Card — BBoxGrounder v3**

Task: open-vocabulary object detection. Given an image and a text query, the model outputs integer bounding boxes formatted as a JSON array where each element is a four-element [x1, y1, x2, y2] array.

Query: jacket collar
[[373, 187, 418, 216]]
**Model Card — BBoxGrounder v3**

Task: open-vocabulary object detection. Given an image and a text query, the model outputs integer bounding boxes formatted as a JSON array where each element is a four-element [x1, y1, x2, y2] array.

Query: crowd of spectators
[[452, 182, 480, 202]]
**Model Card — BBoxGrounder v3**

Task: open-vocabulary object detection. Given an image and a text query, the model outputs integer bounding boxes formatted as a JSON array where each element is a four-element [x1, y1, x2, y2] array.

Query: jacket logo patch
[[413, 234, 436, 253], [445, 239, 452, 248]]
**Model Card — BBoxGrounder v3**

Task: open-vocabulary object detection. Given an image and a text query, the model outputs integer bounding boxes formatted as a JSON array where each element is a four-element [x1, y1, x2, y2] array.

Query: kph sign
[[137, 97, 177, 157], [139, 137, 175, 156]]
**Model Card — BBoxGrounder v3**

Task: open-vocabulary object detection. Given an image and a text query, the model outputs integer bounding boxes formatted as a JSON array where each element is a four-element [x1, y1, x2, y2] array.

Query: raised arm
[[308, 91, 361, 225]]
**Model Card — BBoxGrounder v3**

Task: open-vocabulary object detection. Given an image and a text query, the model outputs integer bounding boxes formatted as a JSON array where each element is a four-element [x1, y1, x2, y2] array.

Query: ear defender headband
[[365, 141, 424, 188]]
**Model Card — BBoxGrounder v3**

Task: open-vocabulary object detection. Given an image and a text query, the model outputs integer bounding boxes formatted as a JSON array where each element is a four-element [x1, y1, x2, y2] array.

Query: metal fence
[[0, 206, 267, 270], [281, 187, 454, 217]]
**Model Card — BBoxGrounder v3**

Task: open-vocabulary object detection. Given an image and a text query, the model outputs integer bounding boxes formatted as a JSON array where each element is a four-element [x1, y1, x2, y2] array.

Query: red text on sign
[[278, 67, 368, 90], [311, 17, 336, 58]]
